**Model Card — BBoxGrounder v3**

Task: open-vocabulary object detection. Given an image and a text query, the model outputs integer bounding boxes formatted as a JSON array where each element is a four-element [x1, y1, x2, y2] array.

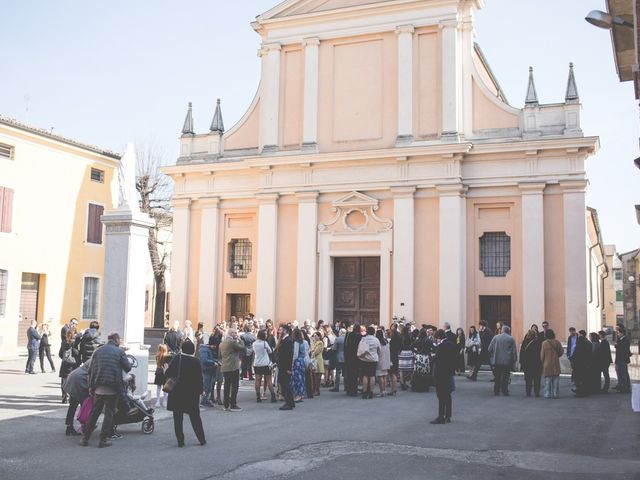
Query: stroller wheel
[[142, 418, 154, 434]]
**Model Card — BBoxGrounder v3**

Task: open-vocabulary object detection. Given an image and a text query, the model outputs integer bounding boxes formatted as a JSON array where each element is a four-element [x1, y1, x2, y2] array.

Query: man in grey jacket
[[488, 325, 517, 396], [79, 332, 131, 448]]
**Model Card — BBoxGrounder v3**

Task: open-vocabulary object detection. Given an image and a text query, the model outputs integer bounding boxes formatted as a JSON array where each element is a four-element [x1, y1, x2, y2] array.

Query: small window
[[479, 232, 511, 277], [90, 168, 104, 183], [616, 290, 623, 302], [614, 271, 622, 281], [87, 203, 104, 244], [82, 277, 99, 319], [229, 239, 252, 278], [0, 143, 13, 160], [0, 269, 8, 317], [0, 186, 14, 233]]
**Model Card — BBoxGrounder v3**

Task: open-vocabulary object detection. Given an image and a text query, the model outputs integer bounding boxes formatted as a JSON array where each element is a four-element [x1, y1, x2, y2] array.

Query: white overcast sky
[[1, 0, 639, 252]]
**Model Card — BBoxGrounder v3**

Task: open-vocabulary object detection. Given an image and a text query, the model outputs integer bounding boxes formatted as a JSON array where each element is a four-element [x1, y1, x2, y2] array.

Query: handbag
[[162, 354, 182, 394], [62, 347, 76, 366]]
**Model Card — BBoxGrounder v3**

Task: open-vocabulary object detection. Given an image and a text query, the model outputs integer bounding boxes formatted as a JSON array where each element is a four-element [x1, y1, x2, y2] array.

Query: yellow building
[[0, 115, 120, 357]]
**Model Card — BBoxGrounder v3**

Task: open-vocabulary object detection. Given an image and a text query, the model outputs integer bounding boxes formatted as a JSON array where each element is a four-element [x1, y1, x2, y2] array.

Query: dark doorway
[[229, 294, 251, 320], [18, 273, 41, 347], [333, 257, 380, 325], [479, 295, 511, 333]]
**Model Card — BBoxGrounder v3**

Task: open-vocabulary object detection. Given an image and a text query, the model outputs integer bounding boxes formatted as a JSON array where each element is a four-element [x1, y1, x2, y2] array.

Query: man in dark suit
[[25, 320, 41, 374], [597, 330, 613, 392], [614, 324, 632, 393], [443, 322, 456, 343], [571, 331, 591, 397], [431, 329, 457, 424], [60, 318, 78, 343], [277, 325, 295, 410]]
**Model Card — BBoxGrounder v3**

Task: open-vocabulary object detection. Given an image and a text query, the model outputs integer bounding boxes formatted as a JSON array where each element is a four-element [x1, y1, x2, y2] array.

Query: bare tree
[[136, 145, 173, 328]]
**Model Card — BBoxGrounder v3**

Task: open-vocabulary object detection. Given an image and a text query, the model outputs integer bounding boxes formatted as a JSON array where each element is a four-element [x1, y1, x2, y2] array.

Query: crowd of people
[[23, 314, 636, 447], [152, 316, 635, 429]]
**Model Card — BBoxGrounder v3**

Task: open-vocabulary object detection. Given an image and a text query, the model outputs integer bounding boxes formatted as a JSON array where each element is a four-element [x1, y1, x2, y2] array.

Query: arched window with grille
[[479, 232, 511, 277], [229, 239, 252, 278]]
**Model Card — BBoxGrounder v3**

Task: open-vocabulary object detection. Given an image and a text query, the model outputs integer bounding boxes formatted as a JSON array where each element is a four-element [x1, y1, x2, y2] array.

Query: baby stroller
[[112, 355, 155, 435]]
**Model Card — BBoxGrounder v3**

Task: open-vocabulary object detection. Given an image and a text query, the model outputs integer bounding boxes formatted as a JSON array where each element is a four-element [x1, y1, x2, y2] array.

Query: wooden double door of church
[[333, 257, 380, 325]]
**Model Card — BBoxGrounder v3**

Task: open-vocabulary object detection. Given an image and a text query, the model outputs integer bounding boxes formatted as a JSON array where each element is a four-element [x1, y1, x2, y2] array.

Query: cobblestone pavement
[[0, 356, 638, 480]]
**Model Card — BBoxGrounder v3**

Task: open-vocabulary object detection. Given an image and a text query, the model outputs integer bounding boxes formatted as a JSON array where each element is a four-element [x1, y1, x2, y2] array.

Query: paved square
[[0, 357, 638, 480]]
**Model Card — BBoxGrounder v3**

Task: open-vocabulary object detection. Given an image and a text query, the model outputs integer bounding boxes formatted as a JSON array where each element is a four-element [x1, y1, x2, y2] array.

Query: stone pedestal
[[101, 209, 154, 395]]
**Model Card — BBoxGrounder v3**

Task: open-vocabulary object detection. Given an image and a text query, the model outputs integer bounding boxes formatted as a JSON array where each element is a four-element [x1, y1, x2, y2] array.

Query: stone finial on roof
[[565, 62, 579, 103], [182, 102, 194, 135], [525, 66, 539, 106], [210, 99, 225, 133]]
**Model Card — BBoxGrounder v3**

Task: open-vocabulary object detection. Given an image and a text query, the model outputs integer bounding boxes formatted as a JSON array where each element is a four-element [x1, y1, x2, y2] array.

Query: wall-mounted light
[[585, 10, 634, 29]]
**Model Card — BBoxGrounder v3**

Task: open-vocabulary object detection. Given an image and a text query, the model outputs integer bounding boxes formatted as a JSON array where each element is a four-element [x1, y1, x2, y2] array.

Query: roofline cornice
[[0, 115, 121, 161], [163, 136, 600, 176]]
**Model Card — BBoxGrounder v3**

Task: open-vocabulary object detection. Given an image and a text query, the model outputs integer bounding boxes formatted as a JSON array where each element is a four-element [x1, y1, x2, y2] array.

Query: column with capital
[[295, 192, 319, 321], [302, 38, 320, 151], [438, 184, 467, 327], [396, 25, 414, 144], [392, 187, 415, 321], [259, 43, 282, 152], [197, 197, 220, 329], [519, 182, 546, 326], [440, 20, 460, 140], [561, 180, 588, 331], [256, 194, 279, 320], [170, 198, 192, 325]]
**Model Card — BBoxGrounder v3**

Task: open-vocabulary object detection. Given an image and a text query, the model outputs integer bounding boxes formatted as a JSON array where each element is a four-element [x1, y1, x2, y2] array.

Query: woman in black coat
[[454, 328, 466, 374], [165, 339, 206, 447], [58, 329, 80, 403], [519, 328, 542, 397]]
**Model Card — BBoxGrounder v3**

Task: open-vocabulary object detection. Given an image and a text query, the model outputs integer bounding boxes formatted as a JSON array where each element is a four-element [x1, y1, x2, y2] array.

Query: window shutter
[[0, 187, 13, 233], [87, 204, 104, 244]]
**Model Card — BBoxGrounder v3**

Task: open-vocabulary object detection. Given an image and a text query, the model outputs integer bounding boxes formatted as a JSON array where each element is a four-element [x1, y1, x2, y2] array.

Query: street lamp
[[585, 10, 634, 29]]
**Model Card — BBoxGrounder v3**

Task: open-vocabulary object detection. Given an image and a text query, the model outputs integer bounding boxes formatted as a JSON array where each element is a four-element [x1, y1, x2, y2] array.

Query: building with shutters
[[0, 115, 120, 357], [163, 0, 599, 341], [603, 244, 624, 329]]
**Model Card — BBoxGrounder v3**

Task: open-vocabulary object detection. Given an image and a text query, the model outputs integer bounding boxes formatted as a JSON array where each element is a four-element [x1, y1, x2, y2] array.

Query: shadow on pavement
[[0, 394, 66, 410]]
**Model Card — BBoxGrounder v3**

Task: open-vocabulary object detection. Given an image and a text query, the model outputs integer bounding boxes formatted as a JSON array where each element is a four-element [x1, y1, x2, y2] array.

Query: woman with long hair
[[165, 339, 206, 447], [375, 328, 391, 397], [322, 324, 336, 388], [210, 328, 224, 405], [290, 328, 308, 402], [154, 344, 172, 408], [398, 325, 414, 391], [38, 323, 55, 373], [520, 328, 542, 397], [540, 329, 564, 399], [465, 326, 481, 377], [455, 328, 466, 374], [310, 331, 325, 396], [253, 329, 277, 403], [58, 328, 79, 404]]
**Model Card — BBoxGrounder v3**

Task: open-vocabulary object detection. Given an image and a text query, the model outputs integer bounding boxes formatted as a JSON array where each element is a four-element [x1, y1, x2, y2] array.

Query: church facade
[[164, 0, 599, 340]]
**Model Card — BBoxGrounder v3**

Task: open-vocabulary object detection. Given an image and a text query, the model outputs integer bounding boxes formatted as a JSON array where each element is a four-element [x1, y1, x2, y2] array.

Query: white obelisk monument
[[101, 142, 154, 394]]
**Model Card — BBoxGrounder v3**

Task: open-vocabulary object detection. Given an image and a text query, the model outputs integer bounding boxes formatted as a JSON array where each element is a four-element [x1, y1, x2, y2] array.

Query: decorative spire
[[565, 62, 579, 103], [525, 66, 538, 106], [210, 98, 225, 133], [182, 102, 194, 135]]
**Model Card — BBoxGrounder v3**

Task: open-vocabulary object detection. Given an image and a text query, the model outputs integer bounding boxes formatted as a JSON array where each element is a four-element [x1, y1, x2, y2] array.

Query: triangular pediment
[[332, 191, 378, 208], [261, 0, 391, 20]]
